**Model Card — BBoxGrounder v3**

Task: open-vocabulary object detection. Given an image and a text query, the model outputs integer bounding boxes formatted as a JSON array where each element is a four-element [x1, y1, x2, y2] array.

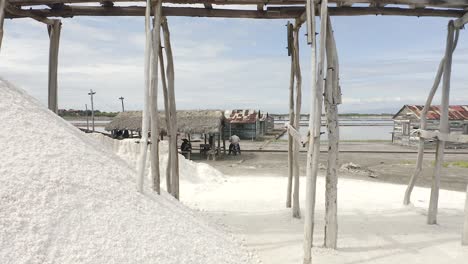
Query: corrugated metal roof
[[225, 109, 259, 124], [403, 105, 468, 120]]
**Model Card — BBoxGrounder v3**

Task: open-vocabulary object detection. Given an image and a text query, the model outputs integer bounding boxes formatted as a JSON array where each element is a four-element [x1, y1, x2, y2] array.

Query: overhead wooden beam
[[9, 0, 468, 9], [5, 5, 466, 19], [5, 4, 55, 24]]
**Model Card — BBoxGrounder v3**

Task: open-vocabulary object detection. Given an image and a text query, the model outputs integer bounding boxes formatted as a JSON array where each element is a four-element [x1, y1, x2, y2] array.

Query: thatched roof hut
[[105, 110, 225, 134]]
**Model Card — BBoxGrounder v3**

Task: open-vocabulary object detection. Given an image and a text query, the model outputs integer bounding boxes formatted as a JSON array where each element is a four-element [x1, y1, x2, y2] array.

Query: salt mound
[[0, 79, 253, 264], [89, 134, 225, 185]]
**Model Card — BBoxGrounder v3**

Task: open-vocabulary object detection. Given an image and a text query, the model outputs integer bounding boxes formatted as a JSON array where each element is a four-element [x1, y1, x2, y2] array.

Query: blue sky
[[1, 7, 468, 114]]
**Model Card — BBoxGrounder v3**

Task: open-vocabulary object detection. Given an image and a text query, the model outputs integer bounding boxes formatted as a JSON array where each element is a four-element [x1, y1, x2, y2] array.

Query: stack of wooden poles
[[137, 0, 179, 199]]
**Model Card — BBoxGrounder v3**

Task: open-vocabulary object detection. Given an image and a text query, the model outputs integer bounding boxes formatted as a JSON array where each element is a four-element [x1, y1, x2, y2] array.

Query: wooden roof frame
[[3, 0, 468, 24]]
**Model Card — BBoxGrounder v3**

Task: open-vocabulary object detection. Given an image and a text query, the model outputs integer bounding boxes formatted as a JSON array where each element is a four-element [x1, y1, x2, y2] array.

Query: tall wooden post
[[286, 21, 295, 209], [292, 23, 302, 219], [324, 16, 340, 249], [0, 0, 6, 53], [162, 17, 179, 199], [159, 41, 172, 193], [150, 0, 163, 194], [463, 185, 468, 245], [428, 20, 455, 225], [137, 0, 153, 192], [303, 0, 318, 262], [47, 19, 61, 113], [403, 29, 460, 205]]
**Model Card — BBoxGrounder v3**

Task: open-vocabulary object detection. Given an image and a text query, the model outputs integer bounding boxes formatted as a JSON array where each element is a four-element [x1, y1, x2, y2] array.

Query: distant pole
[[119, 96, 125, 112], [85, 104, 89, 131], [88, 89, 96, 132]]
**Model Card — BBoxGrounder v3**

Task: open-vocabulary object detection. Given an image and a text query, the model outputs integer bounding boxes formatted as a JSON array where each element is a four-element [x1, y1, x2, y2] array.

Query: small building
[[392, 105, 468, 146], [105, 110, 227, 157], [224, 109, 273, 140]]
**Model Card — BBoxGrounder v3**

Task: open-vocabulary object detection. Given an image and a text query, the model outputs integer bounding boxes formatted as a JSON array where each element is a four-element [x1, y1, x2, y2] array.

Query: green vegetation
[[58, 109, 119, 118], [431, 160, 468, 168]]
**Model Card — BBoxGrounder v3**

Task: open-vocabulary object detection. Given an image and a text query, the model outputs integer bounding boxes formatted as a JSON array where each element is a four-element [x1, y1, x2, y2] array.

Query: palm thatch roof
[[105, 110, 225, 134]]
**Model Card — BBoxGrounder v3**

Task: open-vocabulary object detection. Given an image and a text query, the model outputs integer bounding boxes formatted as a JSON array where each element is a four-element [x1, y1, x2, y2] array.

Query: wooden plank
[[5, 4, 55, 24], [5, 6, 465, 20], [150, 0, 163, 194], [454, 11, 468, 28], [0, 0, 6, 52], [286, 123, 302, 145], [10, 0, 468, 9], [428, 20, 455, 225], [47, 19, 61, 113]]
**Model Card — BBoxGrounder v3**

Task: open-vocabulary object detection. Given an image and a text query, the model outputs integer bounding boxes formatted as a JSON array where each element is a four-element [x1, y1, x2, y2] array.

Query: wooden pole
[[292, 22, 302, 219], [0, 0, 6, 52], [162, 17, 179, 199], [463, 184, 468, 245], [150, 0, 162, 194], [159, 40, 172, 193], [324, 16, 340, 249], [303, 0, 318, 262], [403, 29, 460, 205], [47, 19, 61, 113], [428, 20, 455, 225], [286, 21, 295, 209], [136, 0, 152, 192]]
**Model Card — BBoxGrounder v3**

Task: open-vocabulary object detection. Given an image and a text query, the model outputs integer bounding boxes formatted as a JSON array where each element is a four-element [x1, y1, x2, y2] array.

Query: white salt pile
[[89, 133, 225, 185], [0, 79, 254, 264]]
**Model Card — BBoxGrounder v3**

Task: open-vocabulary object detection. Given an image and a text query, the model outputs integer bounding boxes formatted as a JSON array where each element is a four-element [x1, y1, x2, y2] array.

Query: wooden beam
[[403, 28, 459, 206], [292, 22, 302, 219], [150, 0, 163, 194], [0, 0, 6, 52], [9, 0, 468, 9], [454, 11, 468, 28], [5, 6, 466, 20], [5, 4, 55, 24], [257, 3, 264, 12], [286, 20, 295, 209], [47, 19, 61, 113], [303, 0, 317, 261], [428, 20, 455, 225], [136, 0, 152, 193], [204, 3, 213, 9]]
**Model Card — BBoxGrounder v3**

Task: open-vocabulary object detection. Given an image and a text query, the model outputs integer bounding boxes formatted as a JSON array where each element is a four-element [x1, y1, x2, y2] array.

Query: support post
[[150, 0, 163, 194], [292, 22, 302, 219], [428, 20, 455, 225], [136, 0, 153, 192], [162, 17, 179, 199], [47, 19, 61, 113], [286, 21, 295, 209], [463, 184, 468, 245], [303, 0, 319, 262], [159, 40, 171, 193], [0, 0, 6, 52], [324, 16, 340, 249], [403, 29, 460, 205]]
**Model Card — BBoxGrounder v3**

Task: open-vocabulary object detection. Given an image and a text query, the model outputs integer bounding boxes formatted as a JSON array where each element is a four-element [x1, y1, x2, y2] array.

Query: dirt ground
[[197, 141, 468, 192]]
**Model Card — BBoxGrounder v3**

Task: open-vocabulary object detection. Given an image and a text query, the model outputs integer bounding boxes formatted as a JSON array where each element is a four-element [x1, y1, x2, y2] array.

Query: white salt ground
[[186, 175, 468, 264], [0, 79, 255, 264]]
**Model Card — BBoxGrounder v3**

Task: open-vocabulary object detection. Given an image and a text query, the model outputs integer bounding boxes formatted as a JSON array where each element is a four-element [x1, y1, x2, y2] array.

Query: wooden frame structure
[[1, 0, 468, 263]]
